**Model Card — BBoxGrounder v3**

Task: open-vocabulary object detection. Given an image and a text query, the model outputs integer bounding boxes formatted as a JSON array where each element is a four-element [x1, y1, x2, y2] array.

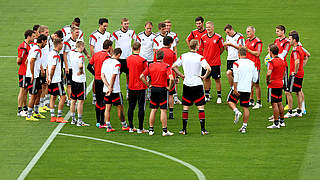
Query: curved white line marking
[[58, 132, 206, 180]]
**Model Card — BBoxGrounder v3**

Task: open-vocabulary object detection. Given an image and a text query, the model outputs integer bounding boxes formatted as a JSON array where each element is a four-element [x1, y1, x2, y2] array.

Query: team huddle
[[16, 16, 310, 135]]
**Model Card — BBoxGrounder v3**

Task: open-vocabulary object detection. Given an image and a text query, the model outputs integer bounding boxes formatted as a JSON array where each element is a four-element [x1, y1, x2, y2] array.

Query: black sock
[[162, 127, 168, 133], [18, 107, 22, 113], [250, 99, 254, 103], [182, 110, 188, 130], [297, 109, 302, 114], [95, 107, 101, 124], [100, 109, 105, 125], [149, 127, 154, 132], [23, 106, 28, 111], [274, 120, 279, 125], [169, 108, 173, 113], [217, 91, 221, 97], [280, 118, 284, 124], [257, 100, 261, 104], [205, 90, 210, 97], [289, 109, 293, 114], [199, 110, 205, 131]]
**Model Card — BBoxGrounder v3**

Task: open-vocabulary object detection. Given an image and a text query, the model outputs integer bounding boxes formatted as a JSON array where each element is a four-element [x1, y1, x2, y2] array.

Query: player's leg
[[294, 91, 303, 117], [168, 94, 174, 119], [117, 104, 129, 131], [148, 108, 157, 135], [18, 87, 27, 116], [33, 79, 45, 119], [227, 89, 241, 124], [203, 68, 212, 101], [56, 82, 66, 123], [180, 85, 192, 134], [238, 92, 250, 133], [180, 105, 189, 135], [105, 104, 114, 132], [26, 78, 38, 120], [278, 102, 285, 126], [226, 70, 233, 87], [127, 89, 138, 130], [76, 100, 88, 126], [252, 83, 262, 109], [49, 95, 57, 122], [92, 80, 96, 105], [300, 90, 306, 113], [213, 66, 222, 104], [137, 90, 147, 132]]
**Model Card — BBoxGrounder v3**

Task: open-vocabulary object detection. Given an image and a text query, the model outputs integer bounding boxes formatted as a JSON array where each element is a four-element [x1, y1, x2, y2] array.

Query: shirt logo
[[252, 43, 254, 46], [280, 43, 283, 46], [213, 40, 216, 43]]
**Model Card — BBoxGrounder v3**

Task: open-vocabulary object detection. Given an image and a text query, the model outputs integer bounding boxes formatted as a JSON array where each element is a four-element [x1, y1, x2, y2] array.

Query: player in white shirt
[[25, 34, 48, 121], [89, 18, 111, 104], [62, 17, 84, 42], [47, 38, 67, 123], [101, 48, 130, 133], [137, 21, 156, 63], [172, 40, 211, 135], [164, 19, 179, 54], [223, 24, 245, 87], [227, 47, 259, 133], [153, 22, 176, 52], [69, 41, 89, 127], [111, 17, 137, 99]]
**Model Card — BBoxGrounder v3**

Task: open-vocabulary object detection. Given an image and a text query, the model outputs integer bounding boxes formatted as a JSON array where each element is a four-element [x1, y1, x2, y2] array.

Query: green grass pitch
[[0, 0, 320, 179]]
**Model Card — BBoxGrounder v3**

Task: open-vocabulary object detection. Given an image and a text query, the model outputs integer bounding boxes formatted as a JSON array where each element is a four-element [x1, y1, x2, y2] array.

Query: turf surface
[[1, 0, 320, 179]]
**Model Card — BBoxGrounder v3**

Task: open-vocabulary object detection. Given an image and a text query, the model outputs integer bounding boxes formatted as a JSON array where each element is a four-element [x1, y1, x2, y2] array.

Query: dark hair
[[238, 47, 247, 56], [158, 22, 166, 29], [33, 24, 40, 32], [289, 30, 299, 42], [224, 24, 233, 31], [103, 40, 113, 49], [269, 44, 279, 55], [24, 29, 34, 39], [53, 38, 63, 47], [54, 30, 64, 39], [74, 17, 80, 24], [195, 16, 204, 23], [163, 36, 173, 46], [276, 25, 286, 33], [113, 48, 122, 56], [132, 42, 141, 51], [37, 34, 47, 43], [99, 18, 109, 25], [156, 50, 164, 60]]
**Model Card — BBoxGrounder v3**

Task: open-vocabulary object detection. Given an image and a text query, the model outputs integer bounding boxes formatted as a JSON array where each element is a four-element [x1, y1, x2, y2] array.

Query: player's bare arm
[[140, 74, 150, 87], [172, 65, 184, 79], [201, 65, 211, 80], [63, 51, 69, 73]]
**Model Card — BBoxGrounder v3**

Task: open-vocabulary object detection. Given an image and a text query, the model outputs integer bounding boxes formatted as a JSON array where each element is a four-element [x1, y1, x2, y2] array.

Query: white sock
[[50, 109, 55, 117], [242, 123, 247, 128], [40, 98, 44, 107], [302, 101, 306, 111], [233, 108, 239, 114]]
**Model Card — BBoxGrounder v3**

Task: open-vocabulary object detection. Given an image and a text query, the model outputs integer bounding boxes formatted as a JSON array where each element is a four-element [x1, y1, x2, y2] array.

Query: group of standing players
[[16, 16, 310, 135]]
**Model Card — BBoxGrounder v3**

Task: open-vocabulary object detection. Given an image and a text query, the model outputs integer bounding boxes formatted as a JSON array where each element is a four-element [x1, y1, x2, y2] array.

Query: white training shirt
[[40, 36, 50, 69], [62, 25, 84, 42], [167, 31, 179, 45], [111, 29, 137, 59], [174, 52, 209, 87], [232, 58, 258, 92], [153, 33, 176, 51], [101, 58, 121, 93], [63, 37, 78, 69], [47, 50, 62, 83], [137, 31, 156, 62], [69, 51, 86, 83], [89, 30, 111, 54], [225, 32, 244, 60], [26, 44, 42, 78]]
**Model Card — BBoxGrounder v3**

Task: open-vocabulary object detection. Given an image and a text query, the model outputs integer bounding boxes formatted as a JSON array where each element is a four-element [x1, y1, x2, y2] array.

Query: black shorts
[[202, 65, 221, 80], [288, 75, 303, 93], [150, 87, 168, 109], [40, 70, 47, 85], [182, 85, 206, 106], [227, 89, 250, 107], [71, 81, 86, 100], [119, 59, 128, 74], [227, 60, 237, 71], [27, 77, 42, 95], [167, 79, 176, 95], [48, 82, 66, 96], [19, 75, 28, 88], [267, 88, 282, 103], [66, 69, 73, 85], [104, 92, 123, 106]]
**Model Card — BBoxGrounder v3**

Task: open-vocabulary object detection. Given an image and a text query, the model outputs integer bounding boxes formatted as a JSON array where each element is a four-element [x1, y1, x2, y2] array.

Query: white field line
[[58, 133, 206, 180], [17, 79, 94, 180], [0, 56, 17, 57]]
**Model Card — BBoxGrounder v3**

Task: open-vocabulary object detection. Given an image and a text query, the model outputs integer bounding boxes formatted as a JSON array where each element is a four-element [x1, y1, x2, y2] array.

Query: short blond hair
[[121, 17, 129, 23], [190, 40, 199, 50], [39, 25, 48, 33], [206, 21, 214, 26], [71, 26, 80, 33], [76, 41, 84, 48], [164, 19, 171, 24]]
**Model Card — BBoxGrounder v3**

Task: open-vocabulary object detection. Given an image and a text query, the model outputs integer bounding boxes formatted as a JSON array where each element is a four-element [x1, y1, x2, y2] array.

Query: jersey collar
[[207, 32, 215, 38]]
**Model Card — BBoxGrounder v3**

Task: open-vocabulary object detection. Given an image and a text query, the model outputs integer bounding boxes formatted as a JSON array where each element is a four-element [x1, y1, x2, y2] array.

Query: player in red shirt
[[154, 36, 177, 119], [87, 40, 112, 128], [199, 21, 224, 103], [140, 50, 174, 136], [245, 26, 263, 109], [127, 42, 148, 133], [266, 44, 286, 129], [186, 16, 207, 55], [17, 29, 35, 117], [284, 31, 309, 118]]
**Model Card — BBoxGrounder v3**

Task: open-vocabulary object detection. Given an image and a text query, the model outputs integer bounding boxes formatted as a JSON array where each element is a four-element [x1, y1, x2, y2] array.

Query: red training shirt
[[187, 29, 207, 55], [127, 54, 148, 90], [199, 33, 224, 66], [245, 37, 263, 70], [268, 57, 286, 88], [274, 37, 290, 62], [17, 41, 31, 75], [142, 61, 172, 88], [89, 50, 111, 80], [290, 45, 306, 78], [153, 47, 177, 66]]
